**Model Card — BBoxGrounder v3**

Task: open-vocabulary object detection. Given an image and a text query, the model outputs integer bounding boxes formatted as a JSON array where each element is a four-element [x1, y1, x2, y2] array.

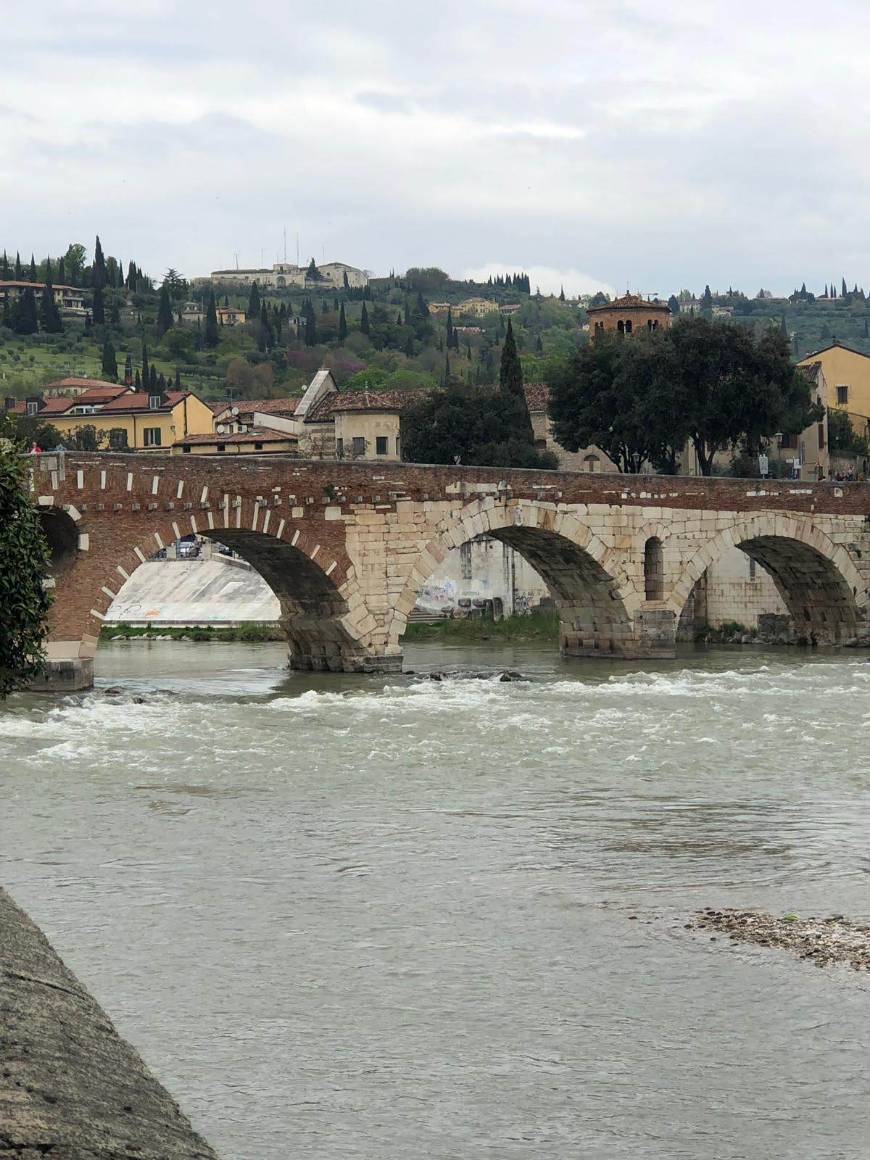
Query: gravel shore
[[689, 909, 870, 971]]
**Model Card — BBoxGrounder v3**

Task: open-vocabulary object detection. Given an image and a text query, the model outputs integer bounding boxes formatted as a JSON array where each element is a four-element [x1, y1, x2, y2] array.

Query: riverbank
[[101, 623, 284, 643], [404, 610, 559, 643]]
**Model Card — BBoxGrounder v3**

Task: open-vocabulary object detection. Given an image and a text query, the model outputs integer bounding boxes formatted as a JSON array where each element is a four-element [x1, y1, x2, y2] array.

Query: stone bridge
[[29, 452, 870, 689]]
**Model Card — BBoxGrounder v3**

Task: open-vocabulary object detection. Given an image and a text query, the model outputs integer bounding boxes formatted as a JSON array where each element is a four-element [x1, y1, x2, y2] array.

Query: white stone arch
[[388, 497, 638, 655], [668, 512, 867, 643]]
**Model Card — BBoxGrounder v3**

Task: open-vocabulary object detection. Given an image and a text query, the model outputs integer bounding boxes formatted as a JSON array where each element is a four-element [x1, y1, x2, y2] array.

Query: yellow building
[[10, 386, 215, 451], [798, 343, 870, 422]]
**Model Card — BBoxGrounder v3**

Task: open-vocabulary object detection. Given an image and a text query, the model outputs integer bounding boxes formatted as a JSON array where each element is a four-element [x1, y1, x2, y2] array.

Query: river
[[2, 641, 870, 1158]]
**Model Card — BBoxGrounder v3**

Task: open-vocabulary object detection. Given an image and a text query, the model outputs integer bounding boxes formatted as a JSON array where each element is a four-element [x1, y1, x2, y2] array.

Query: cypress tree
[[156, 283, 174, 336], [14, 253, 22, 280], [13, 287, 38, 335], [446, 307, 454, 349], [259, 302, 273, 350], [92, 235, 106, 289], [124, 352, 133, 385], [149, 365, 158, 391], [360, 302, 370, 335], [141, 343, 150, 390], [338, 302, 348, 340], [39, 275, 63, 333], [247, 281, 261, 319], [0, 251, 8, 278], [57, 256, 66, 284], [174, 368, 181, 391], [28, 255, 37, 282], [498, 318, 534, 442], [304, 301, 317, 346], [134, 369, 141, 390], [204, 292, 219, 347], [91, 284, 105, 325], [343, 270, 349, 289], [109, 295, 121, 326], [101, 337, 118, 381], [559, 285, 565, 302], [842, 277, 848, 298]]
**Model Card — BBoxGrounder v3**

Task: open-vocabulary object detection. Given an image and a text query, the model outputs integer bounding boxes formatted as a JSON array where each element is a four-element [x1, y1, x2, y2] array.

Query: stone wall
[[0, 887, 219, 1159]]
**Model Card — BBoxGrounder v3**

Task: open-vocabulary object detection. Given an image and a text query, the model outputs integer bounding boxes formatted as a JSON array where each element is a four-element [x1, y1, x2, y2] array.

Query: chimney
[[4, 397, 15, 411]]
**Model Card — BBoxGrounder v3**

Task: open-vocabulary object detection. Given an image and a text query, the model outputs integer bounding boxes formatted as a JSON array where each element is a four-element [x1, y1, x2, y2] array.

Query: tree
[[700, 285, 713, 317], [11, 288, 38, 335], [28, 255, 37, 283], [156, 284, 174, 336], [92, 235, 106, 289], [667, 294, 680, 315], [338, 302, 348, 341], [63, 243, 87, 286], [246, 281, 261, 320], [827, 408, 869, 456], [499, 318, 535, 443], [303, 300, 317, 346], [141, 343, 150, 390], [360, 302, 370, 335], [39, 277, 63, 333], [123, 353, 133, 385], [401, 384, 558, 469], [0, 446, 51, 696], [91, 284, 105, 326], [204, 292, 219, 348], [101, 337, 118, 381], [64, 425, 102, 451]]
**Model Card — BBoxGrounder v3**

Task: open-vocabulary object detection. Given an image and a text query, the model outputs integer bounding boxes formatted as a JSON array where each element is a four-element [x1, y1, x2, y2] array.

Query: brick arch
[[389, 498, 637, 657], [37, 491, 375, 676], [669, 513, 867, 644]]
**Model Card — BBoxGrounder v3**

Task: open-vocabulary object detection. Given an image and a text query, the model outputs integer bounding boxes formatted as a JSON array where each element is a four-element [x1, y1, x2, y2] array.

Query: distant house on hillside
[[200, 261, 368, 292], [0, 281, 86, 317]]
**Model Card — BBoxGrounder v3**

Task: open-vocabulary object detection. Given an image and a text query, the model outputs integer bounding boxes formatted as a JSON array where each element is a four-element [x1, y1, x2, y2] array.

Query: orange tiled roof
[[305, 389, 426, 422]]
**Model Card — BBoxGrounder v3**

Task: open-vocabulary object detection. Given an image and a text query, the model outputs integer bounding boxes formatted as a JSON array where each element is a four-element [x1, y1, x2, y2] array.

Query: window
[[460, 541, 473, 580], [837, 385, 849, 405], [25, 400, 38, 416], [352, 436, 366, 458], [583, 453, 600, 473], [148, 395, 161, 410], [749, 557, 757, 581], [644, 536, 664, 601], [818, 423, 825, 451], [336, 438, 344, 459], [376, 436, 388, 455], [143, 427, 161, 447], [395, 436, 401, 457], [254, 442, 263, 451], [182, 444, 191, 453], [779, 433, 796, 449], [217, 443, 226, 452]]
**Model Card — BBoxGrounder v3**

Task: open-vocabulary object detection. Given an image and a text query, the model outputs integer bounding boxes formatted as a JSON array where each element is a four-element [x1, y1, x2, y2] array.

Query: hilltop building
[[0, 281, 86, 317], [587, 292, 671, 337], [798, 343, 870, 434], [201, 261, 368, 291]]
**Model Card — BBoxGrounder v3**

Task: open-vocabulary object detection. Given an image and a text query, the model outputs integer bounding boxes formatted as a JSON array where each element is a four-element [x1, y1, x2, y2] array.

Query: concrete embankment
[[0, 887, 219, 1159], [106, 557, 279, 626]]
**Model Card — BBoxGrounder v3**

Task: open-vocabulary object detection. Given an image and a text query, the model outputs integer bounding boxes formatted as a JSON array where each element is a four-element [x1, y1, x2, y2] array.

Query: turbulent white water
[[3, 641, 870, 1158]]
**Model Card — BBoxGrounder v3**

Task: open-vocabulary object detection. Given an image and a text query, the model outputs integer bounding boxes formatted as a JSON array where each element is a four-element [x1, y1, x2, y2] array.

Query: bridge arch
[[388, 498, 651, 658], [34, 495, 379, 685], [669, 514, 867, 644]]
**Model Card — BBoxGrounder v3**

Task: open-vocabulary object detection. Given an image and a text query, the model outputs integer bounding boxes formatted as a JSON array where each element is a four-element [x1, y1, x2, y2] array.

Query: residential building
[[7, 387, 214, 451], [172, 428, 299, 456], [587, 292, 671, 337], [524, 382, 616, 472], [458, 297, 499, 317], [303, 390, 420, 461], [180, 301, 205, 324], [798, 343, 870, 426], [0, 281, 87, 316], [216, 305, 246, 326], [41, 376, 127, 399]]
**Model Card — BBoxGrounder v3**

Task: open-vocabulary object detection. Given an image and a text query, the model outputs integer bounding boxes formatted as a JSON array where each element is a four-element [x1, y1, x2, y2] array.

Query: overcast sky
[[3, 1, 869, 296]]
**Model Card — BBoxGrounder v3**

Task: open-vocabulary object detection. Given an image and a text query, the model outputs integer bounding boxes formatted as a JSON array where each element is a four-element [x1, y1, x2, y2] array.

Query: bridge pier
[[29, 641, 96, 693], [559, 604, 677, 660]]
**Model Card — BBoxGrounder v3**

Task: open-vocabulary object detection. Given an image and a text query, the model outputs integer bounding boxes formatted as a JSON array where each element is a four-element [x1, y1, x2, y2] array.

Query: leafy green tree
[[700, 285, 713, 317], [101, 337, 118, 381], [64, 424, 102, 451], [667, 294, 680, 315], [204, 292, 219, 347], [827, 408, 870, 456], [156, 283, 174, 336], [63, 243, 87, 286], [401, 384, 557, 469], [0, 446, 51, 696]]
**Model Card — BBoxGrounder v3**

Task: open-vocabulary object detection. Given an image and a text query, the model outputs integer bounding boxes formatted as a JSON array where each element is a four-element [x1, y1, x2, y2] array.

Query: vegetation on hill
[[548, 319, 821, 475]]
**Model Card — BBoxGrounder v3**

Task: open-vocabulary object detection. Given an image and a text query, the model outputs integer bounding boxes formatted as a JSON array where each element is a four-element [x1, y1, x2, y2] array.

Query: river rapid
[[2, 641, 870, 1158]]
